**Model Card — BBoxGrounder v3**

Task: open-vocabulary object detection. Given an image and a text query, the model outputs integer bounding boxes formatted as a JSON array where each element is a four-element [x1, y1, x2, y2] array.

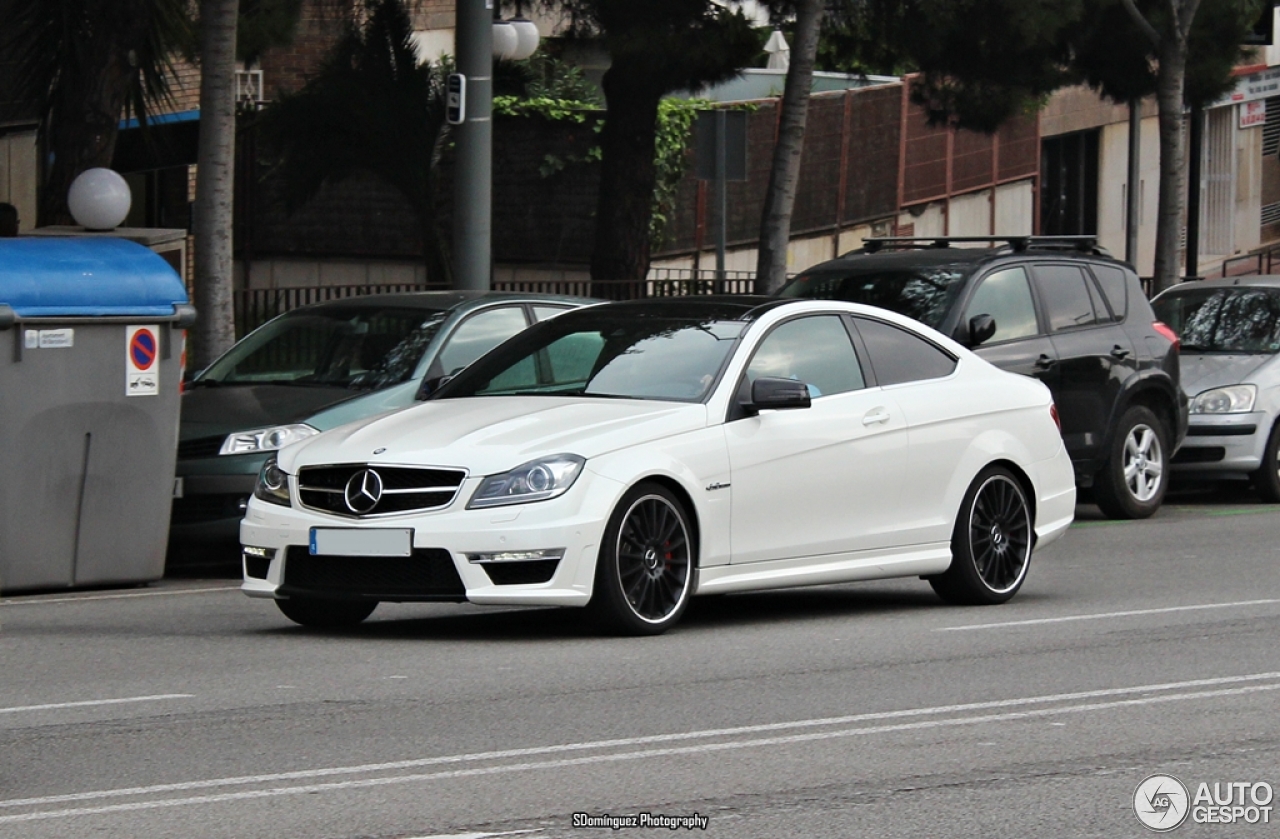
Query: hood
[[180, 384, 360, 441], [278, 397, 708, 476], [1179, 353, 1277, 397]]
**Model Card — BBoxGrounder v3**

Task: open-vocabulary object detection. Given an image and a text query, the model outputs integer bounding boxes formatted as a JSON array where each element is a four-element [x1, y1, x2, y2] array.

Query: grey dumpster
[[0, 237, 196, 593]]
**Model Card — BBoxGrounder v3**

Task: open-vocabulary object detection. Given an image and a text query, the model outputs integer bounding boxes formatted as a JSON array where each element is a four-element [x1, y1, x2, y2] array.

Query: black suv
[[778, 236, 1188, 519]]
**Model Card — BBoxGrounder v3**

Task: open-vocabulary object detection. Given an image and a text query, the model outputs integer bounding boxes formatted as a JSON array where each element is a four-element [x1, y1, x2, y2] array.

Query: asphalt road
[[2, 482, 1278, 839]]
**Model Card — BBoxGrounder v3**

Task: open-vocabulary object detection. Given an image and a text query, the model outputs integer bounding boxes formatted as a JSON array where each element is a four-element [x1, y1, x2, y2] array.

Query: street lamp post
[[452, 3, 540, 291], [453, 0, 495, 291]]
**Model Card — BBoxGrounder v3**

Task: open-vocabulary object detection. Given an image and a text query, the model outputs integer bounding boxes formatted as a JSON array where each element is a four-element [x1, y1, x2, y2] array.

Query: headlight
[[253, 456, 291, 507], [1190, 384, 1256, 414], [468, 454, 586, 509], [220, 423, 318, 455]]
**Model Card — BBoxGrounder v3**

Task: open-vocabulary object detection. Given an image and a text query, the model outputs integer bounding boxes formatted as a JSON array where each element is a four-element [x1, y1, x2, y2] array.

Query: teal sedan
[[172, 291, 594, 556]]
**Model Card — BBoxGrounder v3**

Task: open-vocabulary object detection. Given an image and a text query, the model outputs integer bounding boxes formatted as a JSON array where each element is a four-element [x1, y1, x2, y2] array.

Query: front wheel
[[586, 483, 695, 636], [930, 466, 1032, 606], [1251, 421, 1280, 503], [1093, 406, 1168, 519], [276, 597, 377, 628]]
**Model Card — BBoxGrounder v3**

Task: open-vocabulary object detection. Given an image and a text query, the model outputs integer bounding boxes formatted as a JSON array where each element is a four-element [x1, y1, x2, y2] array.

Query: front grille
[[297, 464, 466, 517], [178, 436, 225, 460], [1173, 446, 1226, 464], [281, 546, 466, 601], [171, 493, 246, 525]]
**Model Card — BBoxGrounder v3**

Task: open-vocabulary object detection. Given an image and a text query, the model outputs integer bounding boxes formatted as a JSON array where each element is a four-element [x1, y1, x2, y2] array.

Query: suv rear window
[[1089, 264, 1129, 321], [779, 267, 968, 330]]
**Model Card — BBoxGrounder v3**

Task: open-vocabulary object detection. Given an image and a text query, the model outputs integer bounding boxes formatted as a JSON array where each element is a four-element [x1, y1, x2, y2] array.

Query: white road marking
[[936, 598, 1280, 631], [0, 586, 240, 606], [404, 832, 541, 839], [3, 671, 1279, 823], [0, 695, 193, 715]]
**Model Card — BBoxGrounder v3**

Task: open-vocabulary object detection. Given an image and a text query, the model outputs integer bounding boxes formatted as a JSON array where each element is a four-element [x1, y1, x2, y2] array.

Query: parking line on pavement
[[3, 670, 1279, 823], [0, 586, 240, 606], [0, 695, 194, 715], [3, 679, 1280, 825], [934, 598, 1280, 631]]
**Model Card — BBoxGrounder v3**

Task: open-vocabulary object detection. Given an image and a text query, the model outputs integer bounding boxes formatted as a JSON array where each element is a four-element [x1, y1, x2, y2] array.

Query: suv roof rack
[[858, 235, 1109, 257]]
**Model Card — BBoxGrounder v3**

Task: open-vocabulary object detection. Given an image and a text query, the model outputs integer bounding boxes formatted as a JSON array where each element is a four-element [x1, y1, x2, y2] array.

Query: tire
[[586, 482, 695, 636], [930, 466, 1033, 606], [1251, 422, 1280, 503], [1093, 406, 1168, 520], [276, 597, 377, 628]]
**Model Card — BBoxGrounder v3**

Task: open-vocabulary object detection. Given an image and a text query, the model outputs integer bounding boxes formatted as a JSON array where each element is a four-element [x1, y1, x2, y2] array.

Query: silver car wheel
[[1122, 423, 1164, 503]]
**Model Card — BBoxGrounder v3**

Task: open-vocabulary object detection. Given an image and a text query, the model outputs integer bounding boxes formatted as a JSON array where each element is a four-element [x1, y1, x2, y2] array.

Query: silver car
[[1151, 276, 1280, 500]]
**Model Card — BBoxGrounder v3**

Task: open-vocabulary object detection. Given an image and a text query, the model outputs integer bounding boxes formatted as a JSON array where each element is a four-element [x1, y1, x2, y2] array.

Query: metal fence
[[1218, 243, 1280, 279], [233, 270, 762, 337]]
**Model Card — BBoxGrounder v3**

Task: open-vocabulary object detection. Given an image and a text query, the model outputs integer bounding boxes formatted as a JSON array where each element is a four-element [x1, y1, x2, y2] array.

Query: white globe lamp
[[510, 19, 540, 61], [492, 21, 519, 61], [68, 168, 131, 230]]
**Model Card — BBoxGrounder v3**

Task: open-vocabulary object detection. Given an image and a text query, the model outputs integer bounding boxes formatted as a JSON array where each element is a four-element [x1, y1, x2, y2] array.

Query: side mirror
[[743, 377, 812, 413], [967, 314, 997, 348]]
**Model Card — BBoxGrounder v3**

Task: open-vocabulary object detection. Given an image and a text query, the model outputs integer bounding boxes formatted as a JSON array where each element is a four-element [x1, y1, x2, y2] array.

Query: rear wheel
[[276, 597, 376, 628], [1251, 422, 1280, 503], [587, 483, 694, 636], [1094, 406, 1168, 519], [930, 466, 1032, 606]]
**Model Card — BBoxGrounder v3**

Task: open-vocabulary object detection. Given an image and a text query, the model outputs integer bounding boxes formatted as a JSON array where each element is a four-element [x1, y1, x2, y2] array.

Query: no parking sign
[[126, 325, 159, 396]]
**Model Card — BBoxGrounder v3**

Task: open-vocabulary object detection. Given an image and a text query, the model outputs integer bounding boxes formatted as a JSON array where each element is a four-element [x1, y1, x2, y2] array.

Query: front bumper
[[240, 470, 623, 607], [1170, 411, 1271, 478]]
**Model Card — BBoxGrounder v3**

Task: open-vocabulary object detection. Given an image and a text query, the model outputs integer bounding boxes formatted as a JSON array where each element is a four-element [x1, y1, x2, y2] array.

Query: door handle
[[862, 408, 890, 426], [1034, 354, 1056, 370], [1110, 345, 1131, 360]]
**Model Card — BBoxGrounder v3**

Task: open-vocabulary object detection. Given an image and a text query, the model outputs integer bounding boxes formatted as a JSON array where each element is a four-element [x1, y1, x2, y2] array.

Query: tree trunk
[[590, 63, 662, 293], [1150, 38, 1188, 296], [755, 1, 823, 294], [192, 0, 241, 370], [38, 2, 150, 226]]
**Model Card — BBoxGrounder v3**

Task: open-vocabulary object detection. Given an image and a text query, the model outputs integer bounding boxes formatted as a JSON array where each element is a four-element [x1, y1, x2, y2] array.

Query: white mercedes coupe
[[241, 297, 1075, 635]]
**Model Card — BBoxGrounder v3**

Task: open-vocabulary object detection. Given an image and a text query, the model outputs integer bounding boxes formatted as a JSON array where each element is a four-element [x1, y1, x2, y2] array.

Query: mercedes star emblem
[[344, 468, 384, 514]]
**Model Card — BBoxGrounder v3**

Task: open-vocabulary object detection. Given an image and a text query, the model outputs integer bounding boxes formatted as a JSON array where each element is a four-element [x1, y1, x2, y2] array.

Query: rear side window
[[1089, 265, 1129, 321], [853, 317, 957, 385], [1034, 265, 1102, 332]]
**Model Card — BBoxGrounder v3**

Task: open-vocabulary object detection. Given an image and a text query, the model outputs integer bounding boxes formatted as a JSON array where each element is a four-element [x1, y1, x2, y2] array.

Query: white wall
[[1098, 115, 1159, 276]]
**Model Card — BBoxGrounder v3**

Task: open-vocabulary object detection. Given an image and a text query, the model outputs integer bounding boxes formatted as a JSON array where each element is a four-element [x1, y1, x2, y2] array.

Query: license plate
[[309, 528, 413, 557]]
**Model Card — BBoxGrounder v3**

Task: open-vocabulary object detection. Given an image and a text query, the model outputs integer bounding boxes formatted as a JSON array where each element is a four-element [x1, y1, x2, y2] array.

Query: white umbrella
[[764, 28, 790, 70]]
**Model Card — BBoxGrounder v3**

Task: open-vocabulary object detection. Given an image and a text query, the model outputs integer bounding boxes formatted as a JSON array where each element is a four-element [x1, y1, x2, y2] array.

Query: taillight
[[1152, 320, 1180, 351], [1050, 403, 1061, 432]]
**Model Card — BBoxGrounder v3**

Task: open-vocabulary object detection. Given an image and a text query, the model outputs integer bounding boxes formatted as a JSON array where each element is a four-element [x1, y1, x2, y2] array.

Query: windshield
[[196, 306, 449, 389], [1152, 287, 1280, 354], [778, 266, 969, 329], [435, 312, 746, 402]]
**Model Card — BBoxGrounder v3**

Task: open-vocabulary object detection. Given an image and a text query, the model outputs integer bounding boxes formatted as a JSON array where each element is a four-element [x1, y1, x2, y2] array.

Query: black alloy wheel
[[930, 466, 1032, 606], [587, 482, 694, 636], [276, 597, 377, 628]]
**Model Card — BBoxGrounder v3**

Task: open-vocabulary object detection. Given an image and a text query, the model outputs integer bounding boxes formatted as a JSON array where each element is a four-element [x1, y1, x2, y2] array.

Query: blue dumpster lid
[[0, 237, 189, 317]]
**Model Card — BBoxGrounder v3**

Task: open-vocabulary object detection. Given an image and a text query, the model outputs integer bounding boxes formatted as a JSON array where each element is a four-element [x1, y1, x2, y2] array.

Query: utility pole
[[453, 0, 494, 290]]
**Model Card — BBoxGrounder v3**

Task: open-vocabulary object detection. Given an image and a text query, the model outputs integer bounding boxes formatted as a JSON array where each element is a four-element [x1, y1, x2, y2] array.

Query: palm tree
[[3, 0, 194, 225], [256, 0, 454, 285]]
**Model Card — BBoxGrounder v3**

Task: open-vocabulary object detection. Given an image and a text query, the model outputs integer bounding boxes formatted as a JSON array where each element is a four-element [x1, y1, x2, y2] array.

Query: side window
[[545, 331, 605, 384], [964, 267, 1040, 342], [436, 307, 529, 375], [1089, 265, 1129, 321], [532, 305, 572, 322], [853, 317, 957, 385], [1034, 265, 1101, 331], [746, 315, 865, 398]]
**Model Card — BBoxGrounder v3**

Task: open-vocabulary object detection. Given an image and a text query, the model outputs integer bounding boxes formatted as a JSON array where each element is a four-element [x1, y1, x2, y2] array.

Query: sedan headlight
[[1190, 384, 1257, 414], [253, 456, 291, 507], [220, 423, 319, 455], [468, 454, 586, 509]]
